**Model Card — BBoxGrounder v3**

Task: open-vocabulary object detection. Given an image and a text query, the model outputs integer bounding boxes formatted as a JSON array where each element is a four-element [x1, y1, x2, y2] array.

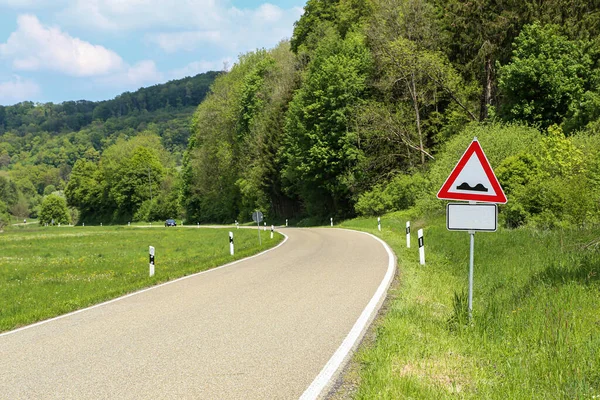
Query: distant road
[[0, 228, 393, 399]]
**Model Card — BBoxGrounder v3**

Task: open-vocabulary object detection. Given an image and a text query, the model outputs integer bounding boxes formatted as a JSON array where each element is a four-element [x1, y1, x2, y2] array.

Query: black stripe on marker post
[[406, 226, 410, 235], [149, 254, 155, 265], [418, 236, 424, 248]]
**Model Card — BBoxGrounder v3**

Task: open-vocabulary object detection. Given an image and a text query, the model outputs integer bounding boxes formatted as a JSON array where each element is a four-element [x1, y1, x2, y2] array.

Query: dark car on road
[[165, 219, 177, 227]]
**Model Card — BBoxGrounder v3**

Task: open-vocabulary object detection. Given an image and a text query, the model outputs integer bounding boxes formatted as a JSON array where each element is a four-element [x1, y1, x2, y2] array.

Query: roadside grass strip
[[0, 226, 283, 333], [339, 213, 600, 399]]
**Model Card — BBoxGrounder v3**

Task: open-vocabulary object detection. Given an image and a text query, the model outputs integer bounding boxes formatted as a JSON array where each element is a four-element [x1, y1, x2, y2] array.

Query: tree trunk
[[481, 56, 493, 120], [410, 73, 425, 167]]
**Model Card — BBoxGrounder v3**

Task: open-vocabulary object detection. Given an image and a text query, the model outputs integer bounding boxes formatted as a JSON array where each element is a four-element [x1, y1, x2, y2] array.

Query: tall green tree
[[39, 194, 70, 225], [282, 29, 372, 217], [498, 23, 593, 129]]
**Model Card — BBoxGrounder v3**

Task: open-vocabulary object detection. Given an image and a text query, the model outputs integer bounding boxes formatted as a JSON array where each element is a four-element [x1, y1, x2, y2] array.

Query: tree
[[282, 29, 372, 217], [367, 0, 474, 167], [39, 194, 70, 225], [498, 23, 592, 129], [0, 200, 10, 230]]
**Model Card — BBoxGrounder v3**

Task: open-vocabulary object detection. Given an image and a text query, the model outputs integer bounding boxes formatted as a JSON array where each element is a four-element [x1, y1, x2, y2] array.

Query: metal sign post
[[468, 230, 475, 318], [252, 211, 263, 246], [437, 138, 507, 321]]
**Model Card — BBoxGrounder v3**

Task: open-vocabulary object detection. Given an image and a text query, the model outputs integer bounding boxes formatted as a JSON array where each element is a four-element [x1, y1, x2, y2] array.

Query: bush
[[39, 194, 71, 225], [0, 200, 10, 231], [355, 172, 429, 216], [415, 122, 542, 216]]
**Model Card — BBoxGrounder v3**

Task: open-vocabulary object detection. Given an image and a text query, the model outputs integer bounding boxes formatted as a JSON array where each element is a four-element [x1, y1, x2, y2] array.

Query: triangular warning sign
[[437, 138, 507, 203]]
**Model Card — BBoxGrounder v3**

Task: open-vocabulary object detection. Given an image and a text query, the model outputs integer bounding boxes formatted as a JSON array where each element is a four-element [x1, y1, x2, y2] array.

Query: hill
[[0, 71, 219, 224]]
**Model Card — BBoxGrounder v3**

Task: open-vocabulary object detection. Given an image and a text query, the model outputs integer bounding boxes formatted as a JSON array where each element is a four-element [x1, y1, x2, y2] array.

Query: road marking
[[299, 229, 396, 400], [0, 232, 289, 338]]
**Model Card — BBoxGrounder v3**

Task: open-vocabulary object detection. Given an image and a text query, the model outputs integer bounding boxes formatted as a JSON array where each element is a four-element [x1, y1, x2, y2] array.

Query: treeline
[[181, 0, 600, 227], [0, 72, 218, 226], [0, 71, 219, 134]]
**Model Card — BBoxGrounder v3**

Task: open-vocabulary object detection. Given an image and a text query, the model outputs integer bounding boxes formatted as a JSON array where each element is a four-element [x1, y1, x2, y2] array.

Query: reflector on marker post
[[229, 232, 234, 255], [149, 246, 155, 277], [406, 221, 411, 248], [418, 229, 425, 265]]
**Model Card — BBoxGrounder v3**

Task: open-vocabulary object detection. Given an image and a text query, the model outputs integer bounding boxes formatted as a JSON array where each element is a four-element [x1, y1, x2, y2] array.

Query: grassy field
[[0, 225, 283, 332], [338, 213, 600, 399]]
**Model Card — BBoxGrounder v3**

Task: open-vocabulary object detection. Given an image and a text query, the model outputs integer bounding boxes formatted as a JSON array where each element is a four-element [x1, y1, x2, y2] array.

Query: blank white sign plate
[[447, 203, 497, 232]]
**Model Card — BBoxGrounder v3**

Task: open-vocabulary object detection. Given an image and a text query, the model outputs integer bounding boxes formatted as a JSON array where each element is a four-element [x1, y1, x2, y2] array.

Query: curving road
[[0, 228, 393, 399]]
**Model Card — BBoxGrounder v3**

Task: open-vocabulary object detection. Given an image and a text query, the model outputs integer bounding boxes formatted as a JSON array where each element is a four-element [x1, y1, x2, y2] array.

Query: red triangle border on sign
[[437, 139, 507, 203]]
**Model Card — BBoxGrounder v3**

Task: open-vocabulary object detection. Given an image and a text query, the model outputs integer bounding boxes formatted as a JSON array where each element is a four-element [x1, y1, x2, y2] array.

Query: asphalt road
[[0, 228, 392, 399]]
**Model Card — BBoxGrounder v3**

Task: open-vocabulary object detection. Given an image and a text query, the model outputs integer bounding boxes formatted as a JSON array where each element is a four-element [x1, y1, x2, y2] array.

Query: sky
[[0, 0, 306, 106]]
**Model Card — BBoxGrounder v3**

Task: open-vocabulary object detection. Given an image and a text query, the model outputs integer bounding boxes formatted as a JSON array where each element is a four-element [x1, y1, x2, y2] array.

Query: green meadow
[[0, 225, 282, 332], [339, 213, 600, 399]]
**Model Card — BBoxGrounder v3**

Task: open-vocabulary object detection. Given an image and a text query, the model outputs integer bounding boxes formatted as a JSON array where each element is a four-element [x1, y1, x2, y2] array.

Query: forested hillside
[[183, 0, 600, 227], [2, 0, 600, 229], [0, 71, 218, 225]]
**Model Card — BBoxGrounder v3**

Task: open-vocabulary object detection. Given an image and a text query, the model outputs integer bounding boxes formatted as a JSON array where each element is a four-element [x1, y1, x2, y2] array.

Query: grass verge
[[0, 225, 283, 332], [335, 212, 600, 399]]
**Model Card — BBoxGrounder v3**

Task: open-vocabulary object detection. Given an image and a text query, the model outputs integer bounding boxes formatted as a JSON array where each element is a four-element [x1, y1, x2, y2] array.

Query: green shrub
[[39, 194, 71, 225], [416, 122, 542, 216], [355, 172, 429, 216]]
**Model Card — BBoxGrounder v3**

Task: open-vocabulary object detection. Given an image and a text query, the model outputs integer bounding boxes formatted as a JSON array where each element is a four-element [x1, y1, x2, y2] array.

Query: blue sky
[[0, 0, 306, 105]]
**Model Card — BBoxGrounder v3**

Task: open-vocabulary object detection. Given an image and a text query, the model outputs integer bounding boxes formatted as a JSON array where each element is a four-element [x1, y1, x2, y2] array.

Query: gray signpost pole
[[468, 230, 475, 319], [257, 219, 261, 245]]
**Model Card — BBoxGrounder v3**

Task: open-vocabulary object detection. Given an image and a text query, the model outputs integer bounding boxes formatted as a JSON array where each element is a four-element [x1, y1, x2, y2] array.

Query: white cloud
[[99, 60, 163, 88], [0, 0, 64, 8], [254, 3, 284, 23], [168, 59, 230, 79], [0, 14, 124, 77], [145, 3, 303, 54], [58, 0, 225, 32], [146, 31, 222, 53], [0, 76, 40, 104]]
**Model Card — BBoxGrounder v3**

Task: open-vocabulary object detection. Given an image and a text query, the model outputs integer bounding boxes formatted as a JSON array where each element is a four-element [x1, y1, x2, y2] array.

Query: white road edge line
[[0, 230, 289, 338], [299, 229, 396, 400]]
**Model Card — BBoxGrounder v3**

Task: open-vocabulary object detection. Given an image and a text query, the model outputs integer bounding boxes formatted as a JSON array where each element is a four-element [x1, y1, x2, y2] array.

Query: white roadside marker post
[[264, 222, 267, 231], [128, 222, 130, 226], [235, 220, 239, 229], [406, 221, 411, 248], [100, 223, 102, 227], [197, 222, 200, 228], [286, 219, 288, 227], [378, 217, 381, 232], [229, 232, 234, 256], [330, 217, 333, 227], [82, 223, 84, 227], [418, 229, 425, 265], [270, 225, 274, 239], [149, 246, 155, 277]]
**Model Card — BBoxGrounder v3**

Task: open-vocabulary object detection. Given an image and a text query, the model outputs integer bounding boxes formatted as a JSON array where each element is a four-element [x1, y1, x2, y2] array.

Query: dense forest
[[0, 71, 219, 226], [182, 0, 600, 227], [3, 0, 600, 229]]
